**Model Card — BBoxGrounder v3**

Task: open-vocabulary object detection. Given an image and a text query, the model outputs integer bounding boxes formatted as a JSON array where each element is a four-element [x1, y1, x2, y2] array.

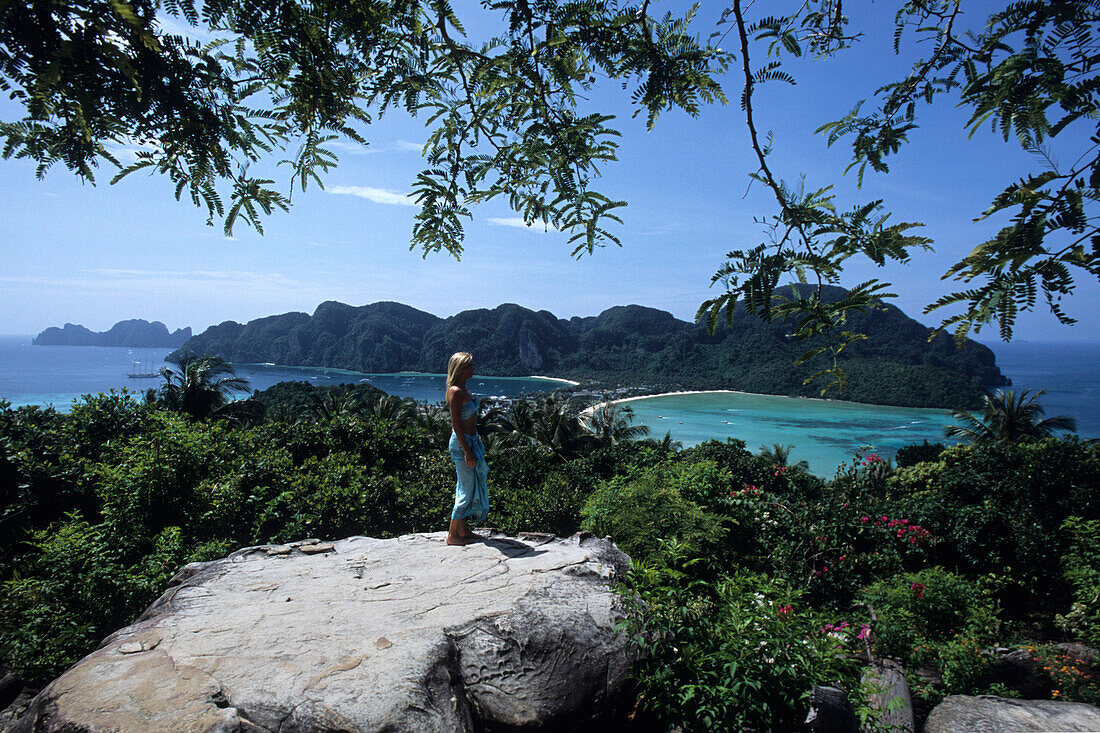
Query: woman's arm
[[447, 386, 476, 468]]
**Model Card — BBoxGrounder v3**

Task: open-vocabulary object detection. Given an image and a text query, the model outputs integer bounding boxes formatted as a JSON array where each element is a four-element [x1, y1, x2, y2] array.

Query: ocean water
[[624, 340, 1100, 476], [1, 335, 1095, 477], [0, 336, 568, 408], [625, 393, 955, 477], [982, 340, 1100, 438]]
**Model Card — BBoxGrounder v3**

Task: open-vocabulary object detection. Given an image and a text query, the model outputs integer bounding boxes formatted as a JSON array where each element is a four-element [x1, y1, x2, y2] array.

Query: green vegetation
[[178, 289, 1008, 409], [147, 353, 251, 421], [0, 0, 721, 254], [946, 388, 1079, 445], [700, 0, 1100, 391], [1, 383, 1097, 730]]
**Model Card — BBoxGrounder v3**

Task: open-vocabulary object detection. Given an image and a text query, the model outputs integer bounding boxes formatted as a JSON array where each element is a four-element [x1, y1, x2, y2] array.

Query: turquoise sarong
[[448, 431, 490, 522]]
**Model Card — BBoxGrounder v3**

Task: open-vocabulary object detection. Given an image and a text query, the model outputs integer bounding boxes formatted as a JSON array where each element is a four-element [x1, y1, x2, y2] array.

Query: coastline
[[605, 389, 953, 413], [528, 375, 581, 386], [241, 364, 580, 387]]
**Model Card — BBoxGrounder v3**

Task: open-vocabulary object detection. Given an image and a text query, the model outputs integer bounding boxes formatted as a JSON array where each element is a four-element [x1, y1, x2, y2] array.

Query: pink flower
[[857, 624, 871, 641], [860, 516, 869, 523]]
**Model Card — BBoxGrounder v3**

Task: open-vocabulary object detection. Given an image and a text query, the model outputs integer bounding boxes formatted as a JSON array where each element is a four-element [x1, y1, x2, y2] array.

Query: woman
[[445, 352, 489, 545]]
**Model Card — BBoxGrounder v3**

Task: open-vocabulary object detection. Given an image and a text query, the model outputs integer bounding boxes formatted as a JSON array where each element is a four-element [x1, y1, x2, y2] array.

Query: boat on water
[[127, 360, 161, 379]]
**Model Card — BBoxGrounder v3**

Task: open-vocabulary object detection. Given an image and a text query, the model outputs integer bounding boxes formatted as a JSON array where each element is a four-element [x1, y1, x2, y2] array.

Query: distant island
[[175, 286, 1008, 409], [34, 320, 192, 348]]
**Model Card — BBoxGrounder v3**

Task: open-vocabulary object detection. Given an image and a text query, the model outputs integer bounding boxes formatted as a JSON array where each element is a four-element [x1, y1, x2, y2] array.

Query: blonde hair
[[446, 352, 473, 393]]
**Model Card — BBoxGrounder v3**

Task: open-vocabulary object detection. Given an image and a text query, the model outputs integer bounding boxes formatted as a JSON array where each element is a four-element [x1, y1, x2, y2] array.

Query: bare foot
[[446, 535, 475, 546]]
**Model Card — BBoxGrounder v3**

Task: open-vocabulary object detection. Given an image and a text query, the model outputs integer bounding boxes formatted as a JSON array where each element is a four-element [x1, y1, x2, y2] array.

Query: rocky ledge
[[924, 694, 1100, 732], [14, 531, 632, 733]]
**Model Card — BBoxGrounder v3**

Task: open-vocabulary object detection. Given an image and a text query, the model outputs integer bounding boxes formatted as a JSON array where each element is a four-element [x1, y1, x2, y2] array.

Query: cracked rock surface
[[13, 531, 632, 733], [924, 695, 1100, 732]]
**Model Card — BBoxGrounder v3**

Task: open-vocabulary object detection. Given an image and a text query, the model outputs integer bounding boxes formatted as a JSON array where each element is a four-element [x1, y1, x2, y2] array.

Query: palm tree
[[308, 390, 364, 422], [155, 353, 251, 420], [482, 397, 540, 449], [946, 389, 1077, 445], [483, 395, 588, 458], [758, 443, 810, 471], [363, 393, 416, 424], [579, 401, 650, 446], [658, 430, 682, 452], [531, 395, 591, 458], [412, 400, 451, 442]]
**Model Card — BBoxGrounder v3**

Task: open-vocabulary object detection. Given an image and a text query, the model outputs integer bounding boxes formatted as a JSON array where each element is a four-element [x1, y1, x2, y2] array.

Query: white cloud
[[105, 140, 159, 164], [327, 185, 416, 207], [328, 140, 376, 155], [326, 140, 423, 156], [0, 270, 305, 297], [487, 217, 558, 233]]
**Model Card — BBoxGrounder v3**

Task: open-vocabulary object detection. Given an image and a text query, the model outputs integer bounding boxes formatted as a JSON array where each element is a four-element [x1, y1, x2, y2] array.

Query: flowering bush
[[1025, 644, 1100, 705], [861, 568, 999, 666], [621, 545, 861, 732], [883, 439, 1100, 618]]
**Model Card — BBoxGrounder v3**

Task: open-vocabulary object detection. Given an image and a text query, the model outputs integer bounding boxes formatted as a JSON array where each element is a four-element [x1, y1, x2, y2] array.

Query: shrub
[[884, 439, 1100, 618], [262, 453, 402, 542], [63, 391, 152, 462], [0, 516, 150, 684], [94, 413, 224, 552], [493, 472, 586, 537], [895, 440, 946, 468], [1025, 644, 1100, 705], [623, 547, 861, 732], [580, 463, 726, 563], [395, 451, 456, 534], [1057, 517, 1100, 647], [862, 568, 997, 662]]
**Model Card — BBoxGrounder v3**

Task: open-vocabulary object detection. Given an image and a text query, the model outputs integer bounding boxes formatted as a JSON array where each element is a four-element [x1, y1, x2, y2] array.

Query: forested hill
[[177, 288, 1008, 408], [34, 319, 192, 347]]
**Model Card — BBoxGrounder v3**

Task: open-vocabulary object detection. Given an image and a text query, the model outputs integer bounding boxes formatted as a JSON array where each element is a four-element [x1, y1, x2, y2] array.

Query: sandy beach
[[529, 375, 581, 386], [604, 389, 953, 413], [585, 389, 743, 415]]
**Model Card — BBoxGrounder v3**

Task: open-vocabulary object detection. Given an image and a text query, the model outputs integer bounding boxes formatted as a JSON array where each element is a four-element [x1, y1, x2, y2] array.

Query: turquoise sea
[[622, 392, 957, 478], [0, 335, 1095, 476], [0, 336, 566, 407], [624, 340, 1100, 475]]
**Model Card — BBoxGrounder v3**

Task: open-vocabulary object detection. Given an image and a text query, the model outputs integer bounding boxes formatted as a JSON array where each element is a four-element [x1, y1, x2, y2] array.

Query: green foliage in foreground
[[0, 391, 1098, 731], [1058, 517, 1100, 649]]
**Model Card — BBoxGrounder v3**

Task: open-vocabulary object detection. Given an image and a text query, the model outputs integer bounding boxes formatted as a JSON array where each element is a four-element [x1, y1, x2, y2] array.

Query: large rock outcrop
[[923, 695, 1100, 732], [33, 319, 191, 347], [14, 531, 633, 732]]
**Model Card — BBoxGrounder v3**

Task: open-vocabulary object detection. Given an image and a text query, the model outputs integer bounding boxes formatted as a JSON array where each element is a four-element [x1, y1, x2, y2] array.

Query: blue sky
[[1, 1, 1097, 341]]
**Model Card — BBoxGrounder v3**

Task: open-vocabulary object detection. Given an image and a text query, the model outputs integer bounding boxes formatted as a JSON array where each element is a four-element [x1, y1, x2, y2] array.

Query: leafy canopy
[[3, 0, 1098, 370], [0, 0, 725, 255], [701, 0, 1100, 381]]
